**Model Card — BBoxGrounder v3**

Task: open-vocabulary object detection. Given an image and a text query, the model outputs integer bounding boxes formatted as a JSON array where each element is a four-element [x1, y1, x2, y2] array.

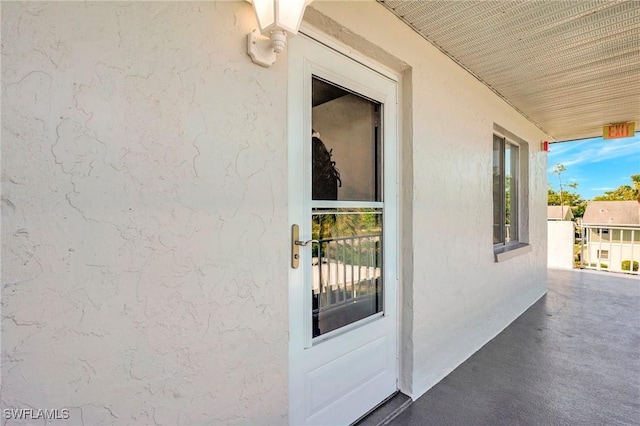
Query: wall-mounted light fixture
[[247, 0, 311, 67]]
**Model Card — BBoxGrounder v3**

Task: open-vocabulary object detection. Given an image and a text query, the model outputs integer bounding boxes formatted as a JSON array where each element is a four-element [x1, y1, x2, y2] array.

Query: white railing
[[580, 225, 640, 275], [312, 234, 382, 312]]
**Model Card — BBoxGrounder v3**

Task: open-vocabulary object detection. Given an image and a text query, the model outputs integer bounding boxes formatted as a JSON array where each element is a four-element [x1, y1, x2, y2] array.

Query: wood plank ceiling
[[378, 0, 640, 142]]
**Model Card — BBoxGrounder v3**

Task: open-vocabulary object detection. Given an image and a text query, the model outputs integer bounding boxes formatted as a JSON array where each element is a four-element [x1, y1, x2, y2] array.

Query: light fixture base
[[247, 29, 277, 68], [270, 30, 286, 54]]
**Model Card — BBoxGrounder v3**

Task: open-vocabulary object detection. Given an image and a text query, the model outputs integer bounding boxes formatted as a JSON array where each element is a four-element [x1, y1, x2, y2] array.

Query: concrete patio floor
[[388, 268, 640, 426]]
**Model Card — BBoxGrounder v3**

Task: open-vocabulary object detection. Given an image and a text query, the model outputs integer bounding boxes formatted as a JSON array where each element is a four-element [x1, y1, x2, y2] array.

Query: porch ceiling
[[378, 0, 640, 142]]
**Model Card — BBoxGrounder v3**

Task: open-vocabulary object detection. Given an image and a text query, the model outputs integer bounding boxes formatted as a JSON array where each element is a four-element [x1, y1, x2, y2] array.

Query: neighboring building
[[548, 205, 574, 221], [582, 201, 640, 273]]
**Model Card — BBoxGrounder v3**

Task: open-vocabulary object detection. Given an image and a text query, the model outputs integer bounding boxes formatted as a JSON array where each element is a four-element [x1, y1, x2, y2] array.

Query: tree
[[549, 163, 585, 217], [593, 174, 640, 201], [548, 188, 586, 217], [551, 163, 567, 208]]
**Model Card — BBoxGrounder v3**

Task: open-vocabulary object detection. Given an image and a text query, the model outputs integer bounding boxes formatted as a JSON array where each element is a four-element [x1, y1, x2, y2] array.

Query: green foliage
[[505, 176, 512, 225], [572, 203, 586, 218], [551, 163, 566, 177], [312, 209, 382, 262], [621, 260, 639, 272], [593, 174, 640, 201], [313, 209, 380, 240], [593, 185, 637, 201], [548, 188, 586, 217], [548, 163, 586, 217]]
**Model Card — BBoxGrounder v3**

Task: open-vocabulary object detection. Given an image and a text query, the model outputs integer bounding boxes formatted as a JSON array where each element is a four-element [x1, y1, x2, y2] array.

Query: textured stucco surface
[[548, 221, 575, 269], [1, 2, 289, 424], [3, 0, 554, 423], [309, 1, 549, 399]]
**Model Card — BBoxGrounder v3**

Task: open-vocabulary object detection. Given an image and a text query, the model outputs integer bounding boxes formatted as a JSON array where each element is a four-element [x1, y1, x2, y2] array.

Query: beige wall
[[548, 221, 575, 269], [3, 0, 553, 422], [2, 2, 288, 424]]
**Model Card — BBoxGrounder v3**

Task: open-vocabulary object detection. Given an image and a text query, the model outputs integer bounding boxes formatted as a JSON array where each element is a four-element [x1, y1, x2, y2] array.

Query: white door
[[288, 34, 399, 426]]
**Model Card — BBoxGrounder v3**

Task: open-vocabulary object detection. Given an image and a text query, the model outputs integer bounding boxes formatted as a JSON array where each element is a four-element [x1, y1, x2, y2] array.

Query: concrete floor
[[389, 269, 640, 426]]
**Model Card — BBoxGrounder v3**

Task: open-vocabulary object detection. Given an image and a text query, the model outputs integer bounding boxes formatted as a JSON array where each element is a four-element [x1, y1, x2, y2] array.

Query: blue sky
[[548, 132, 640, 200]]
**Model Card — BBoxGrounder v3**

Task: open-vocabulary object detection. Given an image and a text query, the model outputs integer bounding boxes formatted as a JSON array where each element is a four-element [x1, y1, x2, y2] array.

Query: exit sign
[[603, 122, 635, 139]]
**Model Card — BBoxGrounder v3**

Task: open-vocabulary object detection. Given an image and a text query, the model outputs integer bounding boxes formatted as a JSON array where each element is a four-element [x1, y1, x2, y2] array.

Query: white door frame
[[287, 31, 400, 425]]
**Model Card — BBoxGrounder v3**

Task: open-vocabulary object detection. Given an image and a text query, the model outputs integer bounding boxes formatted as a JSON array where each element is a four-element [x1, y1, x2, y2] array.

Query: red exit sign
[[603, 122, 635, 139]]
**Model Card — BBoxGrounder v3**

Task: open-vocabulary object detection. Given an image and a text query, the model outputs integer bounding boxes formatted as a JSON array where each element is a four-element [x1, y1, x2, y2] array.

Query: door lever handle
[[292, 224, 319, 269], [295, 239, 319, 246]]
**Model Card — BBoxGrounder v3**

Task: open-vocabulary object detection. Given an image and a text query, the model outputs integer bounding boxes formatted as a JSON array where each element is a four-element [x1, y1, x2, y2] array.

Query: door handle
[[295, 239, 319, 246], [291, 224, 319, 269]]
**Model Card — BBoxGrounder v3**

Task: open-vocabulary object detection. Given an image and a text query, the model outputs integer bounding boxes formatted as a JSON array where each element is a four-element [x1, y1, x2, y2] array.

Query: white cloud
[[548, 142, 582, 157], [554, 137, 640, 168]]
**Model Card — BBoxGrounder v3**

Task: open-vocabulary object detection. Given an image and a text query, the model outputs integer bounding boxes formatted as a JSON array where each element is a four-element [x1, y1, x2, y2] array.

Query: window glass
[[310, 76, 385, 339], [493, 135, 504, 244], [311, 209, 382, 337], [505, 142, 519, 243], [493, 135, 519, 245], [312, 77, 382, 202]]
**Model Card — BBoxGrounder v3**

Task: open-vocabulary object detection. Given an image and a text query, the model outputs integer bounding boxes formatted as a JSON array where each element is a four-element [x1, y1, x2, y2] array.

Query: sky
[[547, 132, 640, 201]]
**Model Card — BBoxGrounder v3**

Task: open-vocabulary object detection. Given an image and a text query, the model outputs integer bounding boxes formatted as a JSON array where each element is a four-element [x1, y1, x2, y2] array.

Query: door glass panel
[[311, 75, 384, 338], [312, 77, 382, 202], [311, 209, 383, 337]]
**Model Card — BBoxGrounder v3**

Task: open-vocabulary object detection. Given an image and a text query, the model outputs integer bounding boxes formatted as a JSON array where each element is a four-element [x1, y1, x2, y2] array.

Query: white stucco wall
[[2, 2, 289, 424], [548, 221, 575, 269], [2, 0, 552, 422], [308, 2, 549, 399]]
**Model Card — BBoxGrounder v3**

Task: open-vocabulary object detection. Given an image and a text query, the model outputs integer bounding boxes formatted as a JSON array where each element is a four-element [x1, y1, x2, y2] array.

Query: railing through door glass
[[311, 231, 383, 338]]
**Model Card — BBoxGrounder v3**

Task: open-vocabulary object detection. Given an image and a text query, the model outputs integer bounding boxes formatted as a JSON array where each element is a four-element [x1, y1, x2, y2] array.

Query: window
[[492, 126, 530, 261], [597, 249, 609, 260], [493, 134, 519, 246]]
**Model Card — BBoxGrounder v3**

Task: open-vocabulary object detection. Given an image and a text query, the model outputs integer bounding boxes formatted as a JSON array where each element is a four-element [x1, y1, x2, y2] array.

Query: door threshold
[[351, 391, 412, 426]]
